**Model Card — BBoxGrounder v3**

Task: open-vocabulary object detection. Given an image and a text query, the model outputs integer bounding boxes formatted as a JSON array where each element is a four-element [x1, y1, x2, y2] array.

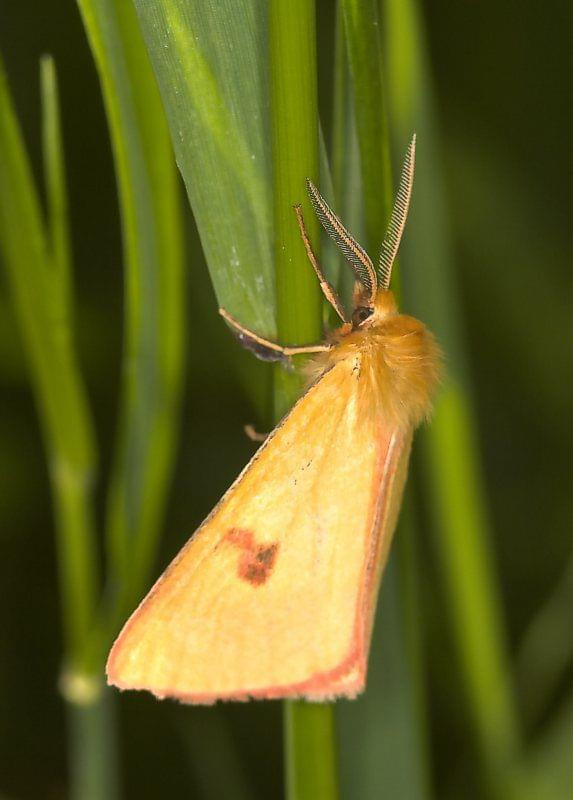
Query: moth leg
[[244, 424, 268, 443], [293, 204, 348, 323], [219, 308, 331, 363]]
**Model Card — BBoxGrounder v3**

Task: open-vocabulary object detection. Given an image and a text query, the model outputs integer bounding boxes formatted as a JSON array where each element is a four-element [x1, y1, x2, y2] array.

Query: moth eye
[[352, 306, 374, 327]]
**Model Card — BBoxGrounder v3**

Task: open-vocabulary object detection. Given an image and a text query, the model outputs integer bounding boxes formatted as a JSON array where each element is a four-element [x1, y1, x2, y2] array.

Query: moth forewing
[[106, 358, 415, 701]]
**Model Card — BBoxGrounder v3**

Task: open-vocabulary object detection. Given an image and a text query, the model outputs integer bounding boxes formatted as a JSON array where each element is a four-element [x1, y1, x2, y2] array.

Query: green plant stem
[[270, 0, 322, 418], [0, 57, 99, 670], [426, 392, 520, 784], [284, 703, 339, 800], [73, 0, 184, 795], [384, 0, 521, 792], [40, 56, 72, 312], [67, 686, 119, 800], [0, 53, 108, 800], [269, 2, 338, 798], [517, 553, 573, 727], [330, 6, 430, 797], [341, 0, 392, 255], [395, 499, 432, 795], [330, 2, 361, 308]]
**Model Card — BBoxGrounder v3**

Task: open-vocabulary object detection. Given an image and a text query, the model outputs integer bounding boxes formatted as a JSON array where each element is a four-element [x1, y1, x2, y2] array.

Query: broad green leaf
[[133, 0, 275, 337]]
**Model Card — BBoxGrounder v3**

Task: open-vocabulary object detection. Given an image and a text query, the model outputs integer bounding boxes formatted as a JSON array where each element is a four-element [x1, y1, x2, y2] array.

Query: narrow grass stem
[[0, 56, 99, 670], [517, 554, 573, 726], [67, 687, 119, 800], [341, 0, 393, 254], [330, 5, 363, 308], [0, 53, 109, 800], [384, 0, 522, 792], [331, 5, 429, 797], [270, 0, 322, 418], [284, 703, 338, 800], [269, 1, 338, 797], [40, 56, 72, 313], [425, 394, 520, 790]]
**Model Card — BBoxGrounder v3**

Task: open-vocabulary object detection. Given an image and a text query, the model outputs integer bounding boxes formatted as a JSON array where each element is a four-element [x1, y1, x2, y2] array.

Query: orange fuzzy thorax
[[310, 290, 441, 430]]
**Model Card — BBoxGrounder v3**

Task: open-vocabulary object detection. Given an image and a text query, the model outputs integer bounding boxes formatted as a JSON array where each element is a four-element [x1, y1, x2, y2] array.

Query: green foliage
[[133, 0, 275, 336], [0, 54, 98, 668], [0, 0, 184, 795], [341, 0, 393, 256], [384, 1, 521, 794], [76, 0, 185, 622], [1, 0, 572, 798], [268, 3, 336, 796], [333, 5, 430, 799]]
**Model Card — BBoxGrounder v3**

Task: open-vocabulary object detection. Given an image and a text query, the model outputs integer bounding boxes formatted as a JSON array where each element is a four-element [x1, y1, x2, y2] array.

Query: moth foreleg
[[219, 308, 330, 363]]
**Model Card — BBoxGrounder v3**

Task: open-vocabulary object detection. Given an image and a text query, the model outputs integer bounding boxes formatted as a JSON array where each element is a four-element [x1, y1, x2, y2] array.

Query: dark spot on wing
[[241, 544, 279, 586], [225, 528, 279, 587]]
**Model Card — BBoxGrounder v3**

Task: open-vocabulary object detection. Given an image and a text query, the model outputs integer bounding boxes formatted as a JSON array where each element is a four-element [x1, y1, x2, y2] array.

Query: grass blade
[[341, 0, 393, 255], [517, 553, 573, 726], [269, 0, 322, 416], [75, 0, 186, 622], [331, 4, 364, 309], [269, 1, 337, 797], [513, 688, 573, 800], [338, 551, 431, 800], [40, 55, 72, 314], [0, 56, 98, 673], [133, 0, 275, 336], [0, 54, 117, 800], [334, 4, 430, 797], [384, 0, 522, 792]]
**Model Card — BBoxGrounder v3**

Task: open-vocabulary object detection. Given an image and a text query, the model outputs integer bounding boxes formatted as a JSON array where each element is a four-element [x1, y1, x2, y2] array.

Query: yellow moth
[[107, 136, 441, 702]]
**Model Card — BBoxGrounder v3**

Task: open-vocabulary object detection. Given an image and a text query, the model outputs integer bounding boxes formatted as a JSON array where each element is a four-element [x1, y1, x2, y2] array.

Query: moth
[[107, 136, 441, 702]]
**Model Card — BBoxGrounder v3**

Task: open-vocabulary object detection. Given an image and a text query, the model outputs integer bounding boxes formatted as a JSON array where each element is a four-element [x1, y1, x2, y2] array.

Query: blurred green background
[[1, 1, 572, 798]]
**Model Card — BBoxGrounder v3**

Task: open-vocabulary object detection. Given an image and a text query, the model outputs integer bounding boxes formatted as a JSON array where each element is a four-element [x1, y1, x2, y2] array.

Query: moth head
[[351, 291, 398, 331], [351, 304, 374, 330]]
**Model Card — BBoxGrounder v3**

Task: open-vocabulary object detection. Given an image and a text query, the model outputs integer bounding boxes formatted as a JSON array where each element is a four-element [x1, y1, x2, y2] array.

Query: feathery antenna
[[378, 135, 416, 290], [306, 178, 377, 303]]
